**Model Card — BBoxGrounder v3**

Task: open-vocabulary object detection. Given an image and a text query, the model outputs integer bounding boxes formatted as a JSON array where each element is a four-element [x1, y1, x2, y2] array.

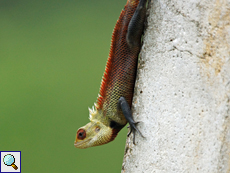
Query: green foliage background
[[0, 0, 128, 172]]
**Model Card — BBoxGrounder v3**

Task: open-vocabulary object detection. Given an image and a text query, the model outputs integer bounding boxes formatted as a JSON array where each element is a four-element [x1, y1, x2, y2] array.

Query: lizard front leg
[[118, 97, 145, 144]]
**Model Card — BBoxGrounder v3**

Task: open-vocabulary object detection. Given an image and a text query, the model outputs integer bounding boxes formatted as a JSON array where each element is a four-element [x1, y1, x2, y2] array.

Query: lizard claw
[[129, 121, 145, 144], [119, 97, 145, 144]]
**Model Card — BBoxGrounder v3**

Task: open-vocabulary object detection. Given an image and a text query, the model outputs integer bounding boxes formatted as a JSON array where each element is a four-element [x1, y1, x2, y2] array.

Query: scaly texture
[[75, 0, 146, 149], [97, 0, 140, 113]]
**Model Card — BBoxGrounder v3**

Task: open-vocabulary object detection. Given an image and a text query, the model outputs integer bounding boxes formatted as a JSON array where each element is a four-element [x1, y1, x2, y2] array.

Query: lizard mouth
[[74, 138, 91, 149]]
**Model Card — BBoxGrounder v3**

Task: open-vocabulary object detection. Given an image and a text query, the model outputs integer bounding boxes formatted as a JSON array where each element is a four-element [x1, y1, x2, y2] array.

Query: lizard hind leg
[[126, 0, 148, 48]]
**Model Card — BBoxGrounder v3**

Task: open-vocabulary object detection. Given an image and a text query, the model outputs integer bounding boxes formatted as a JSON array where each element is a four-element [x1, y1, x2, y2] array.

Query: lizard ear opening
[[95, 126, 100, 132], [77, 129, 86, 140]]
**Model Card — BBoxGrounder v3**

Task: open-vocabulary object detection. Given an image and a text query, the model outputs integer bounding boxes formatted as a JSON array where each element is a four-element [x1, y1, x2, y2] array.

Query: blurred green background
[[0, 0, 128, 172]]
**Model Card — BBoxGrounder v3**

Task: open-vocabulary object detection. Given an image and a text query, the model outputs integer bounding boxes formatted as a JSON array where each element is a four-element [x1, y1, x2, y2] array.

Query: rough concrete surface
[[122, 0, 230, 172]]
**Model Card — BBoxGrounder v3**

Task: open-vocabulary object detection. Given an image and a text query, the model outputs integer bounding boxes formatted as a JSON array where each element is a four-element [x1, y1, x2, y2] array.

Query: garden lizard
[[74, 0, 147, 149]]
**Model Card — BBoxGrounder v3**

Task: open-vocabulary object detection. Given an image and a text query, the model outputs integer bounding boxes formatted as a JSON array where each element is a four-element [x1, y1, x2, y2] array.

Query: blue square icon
[[0, 151, 21, 173]]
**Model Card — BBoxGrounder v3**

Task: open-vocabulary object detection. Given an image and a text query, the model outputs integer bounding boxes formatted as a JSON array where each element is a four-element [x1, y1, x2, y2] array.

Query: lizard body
[[75, 0, 147, 149]]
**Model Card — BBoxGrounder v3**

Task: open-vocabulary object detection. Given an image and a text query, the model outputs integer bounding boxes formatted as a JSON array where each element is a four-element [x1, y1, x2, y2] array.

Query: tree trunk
[[122, 0, 230, 172]]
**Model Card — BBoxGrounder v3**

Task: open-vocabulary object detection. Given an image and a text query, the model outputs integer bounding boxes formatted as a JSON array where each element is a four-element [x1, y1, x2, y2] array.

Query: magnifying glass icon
[[3, 154, 18, 170]]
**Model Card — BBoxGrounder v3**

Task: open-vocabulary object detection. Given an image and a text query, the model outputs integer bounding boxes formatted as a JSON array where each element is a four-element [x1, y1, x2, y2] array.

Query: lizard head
[[74, 120, 116, 149], [74, 107, 118, 149]]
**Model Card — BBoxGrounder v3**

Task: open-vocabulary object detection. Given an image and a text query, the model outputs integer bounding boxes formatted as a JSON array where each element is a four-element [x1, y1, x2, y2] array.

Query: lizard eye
[[77, 129, 86, 140]]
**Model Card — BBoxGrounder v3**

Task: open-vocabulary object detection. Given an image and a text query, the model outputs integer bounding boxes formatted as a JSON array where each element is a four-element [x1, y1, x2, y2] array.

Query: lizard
[[74, 0, 147, 149]]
